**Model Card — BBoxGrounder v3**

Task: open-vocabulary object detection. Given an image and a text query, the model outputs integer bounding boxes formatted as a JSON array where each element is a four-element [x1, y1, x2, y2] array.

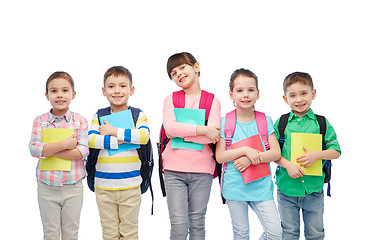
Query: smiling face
[[283, 82, 316, 117], [103, 74, 135, 112], [46, 78, 76, 117], [170, 63, 200, 90], [229, 75, 259, 111]]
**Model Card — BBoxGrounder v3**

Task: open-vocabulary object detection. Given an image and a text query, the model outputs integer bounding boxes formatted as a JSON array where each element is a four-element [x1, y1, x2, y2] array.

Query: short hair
[[46, 71, 74, 93], [167, 52, 200, 79], [283, 72, 313, 95], [104, 66, 133, 86], [229, 68, 258, 91]]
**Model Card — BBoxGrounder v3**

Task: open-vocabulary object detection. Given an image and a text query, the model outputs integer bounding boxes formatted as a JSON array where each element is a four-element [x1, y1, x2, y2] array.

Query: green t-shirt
[[274, 108, 341, 197]]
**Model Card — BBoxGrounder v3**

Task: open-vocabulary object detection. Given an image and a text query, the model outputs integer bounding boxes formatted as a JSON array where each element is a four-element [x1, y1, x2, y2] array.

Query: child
[[275, 72, 341, 240], [88, 66, 150, 240], [215, 68, 282, 240], [162, 52, 221, 239], [29, 71, 89, 240]]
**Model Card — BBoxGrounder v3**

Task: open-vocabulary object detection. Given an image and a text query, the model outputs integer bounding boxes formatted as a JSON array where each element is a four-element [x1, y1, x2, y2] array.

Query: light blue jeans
[[277, 189, 324, 240], [164, 170, 213, 240], [226, 199, 282, 240]]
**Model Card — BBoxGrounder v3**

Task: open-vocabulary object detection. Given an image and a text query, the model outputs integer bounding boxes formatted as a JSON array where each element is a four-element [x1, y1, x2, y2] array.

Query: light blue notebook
[[171, 108, 205, 151], [100, 109, 139, 155]]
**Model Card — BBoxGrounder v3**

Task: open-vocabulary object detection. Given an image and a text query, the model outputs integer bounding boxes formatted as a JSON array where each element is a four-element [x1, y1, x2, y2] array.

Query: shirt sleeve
[[75, 116, 89, 159], [116, 110, 150, 145], [324, 118, 341, 154], [88, 113, 118, 150], [29, 116, 45, 159]]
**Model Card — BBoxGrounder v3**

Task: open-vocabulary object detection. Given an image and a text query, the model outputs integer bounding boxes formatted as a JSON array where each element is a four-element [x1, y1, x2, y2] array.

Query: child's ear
[[193, 62, 200, 74], [229, 90, 234, 101], [257, 89, 260, 100], [312, 89, 316, 100], [72, 91, 76, 100], [283, 95, 289, 105], [102, 87, 106, 97], [129, 86, 135, 96], [45, 92, 49, 101]]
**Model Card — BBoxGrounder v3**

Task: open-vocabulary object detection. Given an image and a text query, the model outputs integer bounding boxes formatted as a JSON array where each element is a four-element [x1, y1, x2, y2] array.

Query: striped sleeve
[[117, 110, 150, 145], [88, 113, 118, 150]]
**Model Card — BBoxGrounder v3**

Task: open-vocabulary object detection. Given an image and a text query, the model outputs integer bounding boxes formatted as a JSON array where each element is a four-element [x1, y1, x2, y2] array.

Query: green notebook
[[171, 108, 205, 151]]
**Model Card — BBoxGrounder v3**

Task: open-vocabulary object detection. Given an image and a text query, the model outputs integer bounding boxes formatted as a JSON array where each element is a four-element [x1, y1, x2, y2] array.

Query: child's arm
[[215, 137, 261, 164], [100, 111, 150, 145], [185, 97, 221, 144], [258, 133, 281, 163], [51, 116, 89, 160], [296, 148, 340, 168], [163, 96, 221, 144], [88, 113, 118, 150], [277, 157, 305, 178]]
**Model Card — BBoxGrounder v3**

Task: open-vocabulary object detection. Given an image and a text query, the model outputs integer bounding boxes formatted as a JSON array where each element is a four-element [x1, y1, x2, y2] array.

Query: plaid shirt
[[29, 110, 89, 186]]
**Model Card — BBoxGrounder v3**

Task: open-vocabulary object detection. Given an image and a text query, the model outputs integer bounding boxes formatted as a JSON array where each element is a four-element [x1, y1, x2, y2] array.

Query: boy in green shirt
[[274, 72, 341, 240]]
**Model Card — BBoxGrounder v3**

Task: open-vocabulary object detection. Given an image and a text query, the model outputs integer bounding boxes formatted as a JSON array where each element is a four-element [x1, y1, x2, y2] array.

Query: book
[[171, 108, 205, 151], [100, 109, 139, 155], [231, 134, 271, 183], [40, 128, 74, 171], [291, 132, 322, 176]]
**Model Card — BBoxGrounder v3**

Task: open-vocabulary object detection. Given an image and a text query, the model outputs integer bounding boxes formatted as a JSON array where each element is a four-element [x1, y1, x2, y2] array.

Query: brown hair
[[167, 52, 200, 79], [229, 68, 258, 91], [104, 66, 133, 86], [46, 71, 74, 93], [283, 72, 313, 95]]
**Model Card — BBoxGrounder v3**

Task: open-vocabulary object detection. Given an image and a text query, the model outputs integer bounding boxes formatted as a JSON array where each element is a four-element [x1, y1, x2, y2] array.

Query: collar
[[48, 109, 72, 123], [288, 108, 316, 121]]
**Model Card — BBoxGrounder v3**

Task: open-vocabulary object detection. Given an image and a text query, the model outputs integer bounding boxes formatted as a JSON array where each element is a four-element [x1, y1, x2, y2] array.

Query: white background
[[1, 0, 363, 239]]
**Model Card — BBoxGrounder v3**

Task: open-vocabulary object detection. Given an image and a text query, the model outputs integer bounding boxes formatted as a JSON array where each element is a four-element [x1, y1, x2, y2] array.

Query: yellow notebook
[[291, 132, 322, 176], [40, 128, 74, 171]]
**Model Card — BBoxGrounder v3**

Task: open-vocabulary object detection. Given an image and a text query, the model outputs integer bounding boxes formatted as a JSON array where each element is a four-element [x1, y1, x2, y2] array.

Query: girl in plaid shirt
[[29, 71, 89, 240]]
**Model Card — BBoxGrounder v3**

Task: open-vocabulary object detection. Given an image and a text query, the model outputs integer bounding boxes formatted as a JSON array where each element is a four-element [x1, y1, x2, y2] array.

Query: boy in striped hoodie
[[88, 66, 150, 240]]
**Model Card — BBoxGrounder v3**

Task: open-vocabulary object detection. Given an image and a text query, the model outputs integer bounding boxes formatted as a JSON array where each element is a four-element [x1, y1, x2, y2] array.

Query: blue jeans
[[164, 171, 213, 240], [226, 199, 282, 240], [277, 189, 324, 240]]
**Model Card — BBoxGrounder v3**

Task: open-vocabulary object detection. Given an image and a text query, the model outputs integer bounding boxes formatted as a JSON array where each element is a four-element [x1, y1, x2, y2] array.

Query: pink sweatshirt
[[162, 93, 221, 174]]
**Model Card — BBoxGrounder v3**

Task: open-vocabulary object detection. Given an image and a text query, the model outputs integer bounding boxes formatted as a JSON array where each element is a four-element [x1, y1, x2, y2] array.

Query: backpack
[[277, 113, 332, 197], [85, 106, 154, 212], [157, 90, 221, 197]]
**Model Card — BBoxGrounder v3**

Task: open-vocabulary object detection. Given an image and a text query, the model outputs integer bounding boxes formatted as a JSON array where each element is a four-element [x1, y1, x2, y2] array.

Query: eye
[[180, 65, 185, 70]]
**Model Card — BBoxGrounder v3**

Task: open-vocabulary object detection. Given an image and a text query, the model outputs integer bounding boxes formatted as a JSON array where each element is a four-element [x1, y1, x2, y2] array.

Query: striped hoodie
[[88, 108, 150, 190]]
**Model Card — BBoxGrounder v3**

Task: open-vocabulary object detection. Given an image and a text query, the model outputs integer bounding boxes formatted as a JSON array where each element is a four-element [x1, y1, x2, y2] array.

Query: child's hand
[[118, 140, 127, 145], [244, 147, 262, 165], [62, 134, 78, 150], [233, 156, 251, 172], [286, 162, 305, 178], [197, 125, 221, 144], [100, 119, 118, 137], [296, 147, 320, 168]]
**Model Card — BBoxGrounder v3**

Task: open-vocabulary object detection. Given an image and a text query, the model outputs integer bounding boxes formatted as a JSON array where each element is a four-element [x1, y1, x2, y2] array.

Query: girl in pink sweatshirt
[[162, 52, 221, 240]]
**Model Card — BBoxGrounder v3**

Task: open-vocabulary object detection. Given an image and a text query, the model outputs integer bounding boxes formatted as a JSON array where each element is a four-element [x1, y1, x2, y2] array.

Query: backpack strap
[[172, 90, 185, 108], [255, 111, 269, 150], [97, 107, 111, 123], [278, 113, 290, 151], [224, 110, 236, 149], [199, 90, 214, 121], [316, 114, 326, 150]]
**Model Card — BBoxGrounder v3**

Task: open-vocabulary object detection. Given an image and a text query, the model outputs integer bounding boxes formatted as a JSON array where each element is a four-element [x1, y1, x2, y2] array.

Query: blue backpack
[[278, 113, 332, 196], [86, 106, 154, 212]]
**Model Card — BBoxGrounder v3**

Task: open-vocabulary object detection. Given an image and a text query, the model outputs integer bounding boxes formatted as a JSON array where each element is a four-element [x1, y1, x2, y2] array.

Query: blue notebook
[[171, 108, 205, 151], [100, 110, 139, 155]]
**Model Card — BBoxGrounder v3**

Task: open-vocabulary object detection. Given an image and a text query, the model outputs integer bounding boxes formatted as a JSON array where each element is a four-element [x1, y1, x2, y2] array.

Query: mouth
[[55, 100, 65, 104], [179, 76, 187, 83], [112, 96, 123, 100], [295, 103, 306, 108]]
